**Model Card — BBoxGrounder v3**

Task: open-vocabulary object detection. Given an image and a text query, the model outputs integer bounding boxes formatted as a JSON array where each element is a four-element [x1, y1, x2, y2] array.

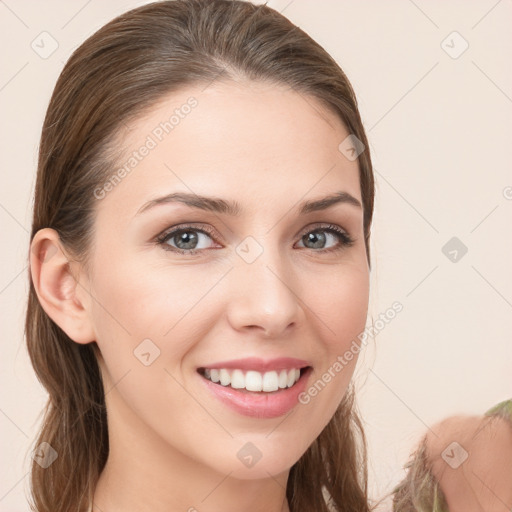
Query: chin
[[228, 461, 293, 481]]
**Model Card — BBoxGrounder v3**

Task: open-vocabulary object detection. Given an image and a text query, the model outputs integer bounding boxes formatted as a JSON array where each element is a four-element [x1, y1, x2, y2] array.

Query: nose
[[225, 245, 304, 339]]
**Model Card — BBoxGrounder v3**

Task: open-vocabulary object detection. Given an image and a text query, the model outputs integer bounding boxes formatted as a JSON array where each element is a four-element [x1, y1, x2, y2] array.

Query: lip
[[197, 357, 311, 373], [198, 366, 313, 419]]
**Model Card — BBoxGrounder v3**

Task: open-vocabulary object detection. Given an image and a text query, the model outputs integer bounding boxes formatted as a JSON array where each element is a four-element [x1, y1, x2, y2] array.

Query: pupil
[[177, 231, 198, 249], [305, 232, 325, 249]]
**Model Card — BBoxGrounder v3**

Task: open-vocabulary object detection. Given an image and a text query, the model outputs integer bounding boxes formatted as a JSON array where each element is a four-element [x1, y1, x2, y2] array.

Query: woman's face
[[80, 80, 369, 479]]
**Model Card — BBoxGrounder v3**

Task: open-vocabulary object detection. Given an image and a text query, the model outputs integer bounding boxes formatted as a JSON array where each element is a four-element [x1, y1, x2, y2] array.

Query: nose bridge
[[227, 233, 302, 336]]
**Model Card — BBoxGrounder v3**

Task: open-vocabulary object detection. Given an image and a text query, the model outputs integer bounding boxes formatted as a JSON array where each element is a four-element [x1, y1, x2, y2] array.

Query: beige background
[[1, 0, 511, 510]]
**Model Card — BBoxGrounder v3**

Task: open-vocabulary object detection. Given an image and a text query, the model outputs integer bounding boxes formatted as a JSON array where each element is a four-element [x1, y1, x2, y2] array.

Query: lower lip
[[198, 367, 313, 419]]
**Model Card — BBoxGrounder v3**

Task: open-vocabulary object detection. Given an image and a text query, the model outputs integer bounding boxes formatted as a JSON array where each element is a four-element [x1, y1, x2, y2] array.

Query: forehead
[[96, 80, 361, 220]]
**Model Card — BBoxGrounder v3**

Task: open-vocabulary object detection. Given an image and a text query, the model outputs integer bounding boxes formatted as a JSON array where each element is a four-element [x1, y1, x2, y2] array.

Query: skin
[[425, 413, 512, 512], [30, 80, 370, 512]]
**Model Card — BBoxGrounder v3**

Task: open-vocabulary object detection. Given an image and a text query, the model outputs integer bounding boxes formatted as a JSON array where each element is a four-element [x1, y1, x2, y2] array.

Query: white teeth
[[219, 369, 231, 386], [231, 369, 245, 389], [262, 371, 279, 392], [202, 368, 303, 392], [278, 370, 288, 389], [286, 369, 296, 388], [245, 371, 263, 391]]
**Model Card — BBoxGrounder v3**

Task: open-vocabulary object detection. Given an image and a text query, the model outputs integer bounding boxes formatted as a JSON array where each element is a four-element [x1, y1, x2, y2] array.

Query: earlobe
[[29, 228, 96, 345]]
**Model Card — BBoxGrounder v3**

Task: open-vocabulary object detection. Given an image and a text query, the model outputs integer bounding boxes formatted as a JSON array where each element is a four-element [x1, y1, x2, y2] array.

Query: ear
[[29, 228, 96, 345]]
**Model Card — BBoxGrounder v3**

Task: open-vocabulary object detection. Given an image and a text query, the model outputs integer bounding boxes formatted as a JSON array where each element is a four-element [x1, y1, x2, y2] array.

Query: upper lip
[[198, 357, 311, 373]]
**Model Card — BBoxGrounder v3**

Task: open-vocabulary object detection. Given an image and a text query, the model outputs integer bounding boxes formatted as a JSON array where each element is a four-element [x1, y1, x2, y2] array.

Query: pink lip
[[197, 357, 311, 373], [198, 366, 313, 419]]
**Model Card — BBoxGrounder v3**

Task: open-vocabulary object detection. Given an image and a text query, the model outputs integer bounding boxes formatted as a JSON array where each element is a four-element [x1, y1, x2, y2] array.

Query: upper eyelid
[[157, 223, 219, 242]]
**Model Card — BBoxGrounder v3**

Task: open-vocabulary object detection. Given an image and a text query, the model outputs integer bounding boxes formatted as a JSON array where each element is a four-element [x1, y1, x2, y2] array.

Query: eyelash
[[155, 223, 355, 256]]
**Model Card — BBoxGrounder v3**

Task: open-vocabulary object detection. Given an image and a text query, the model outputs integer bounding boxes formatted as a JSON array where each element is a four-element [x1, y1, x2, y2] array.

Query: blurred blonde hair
[[392, 434, 449, 512], [392, 399, 512, 512]]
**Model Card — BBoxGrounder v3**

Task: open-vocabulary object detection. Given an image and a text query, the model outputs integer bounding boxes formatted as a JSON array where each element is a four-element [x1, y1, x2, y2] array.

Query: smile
[[198, 367, 304, 393], [197, 366, 313, 419]]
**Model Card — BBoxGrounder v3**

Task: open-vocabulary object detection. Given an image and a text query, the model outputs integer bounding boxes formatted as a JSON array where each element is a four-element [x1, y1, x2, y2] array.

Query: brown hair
[[25, 1, 376, 510]]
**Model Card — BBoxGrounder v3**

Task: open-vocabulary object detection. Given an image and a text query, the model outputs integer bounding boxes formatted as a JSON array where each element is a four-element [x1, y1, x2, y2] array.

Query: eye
[[295, 224, 355, 253], [156, 224, 219, 255], [156, 223, 355, 255]]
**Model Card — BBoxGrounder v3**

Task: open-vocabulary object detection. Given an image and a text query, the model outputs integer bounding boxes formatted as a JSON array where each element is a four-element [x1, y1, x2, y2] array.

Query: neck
[[92, 387, 291, 512], [93, 460, 290, 512]]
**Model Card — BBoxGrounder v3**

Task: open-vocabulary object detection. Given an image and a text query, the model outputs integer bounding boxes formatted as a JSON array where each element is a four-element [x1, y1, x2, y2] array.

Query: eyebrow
[[135, 190, 362, 217]]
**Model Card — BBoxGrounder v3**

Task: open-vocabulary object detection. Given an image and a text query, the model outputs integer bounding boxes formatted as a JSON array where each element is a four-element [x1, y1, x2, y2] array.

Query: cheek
[[333, 278, 369, 350], [89, 254, 204, 347], [307, 260, 370, 346], [296, 263, 369, 422], [88, 261, 208, 443], [88, 255, 230, 417]]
